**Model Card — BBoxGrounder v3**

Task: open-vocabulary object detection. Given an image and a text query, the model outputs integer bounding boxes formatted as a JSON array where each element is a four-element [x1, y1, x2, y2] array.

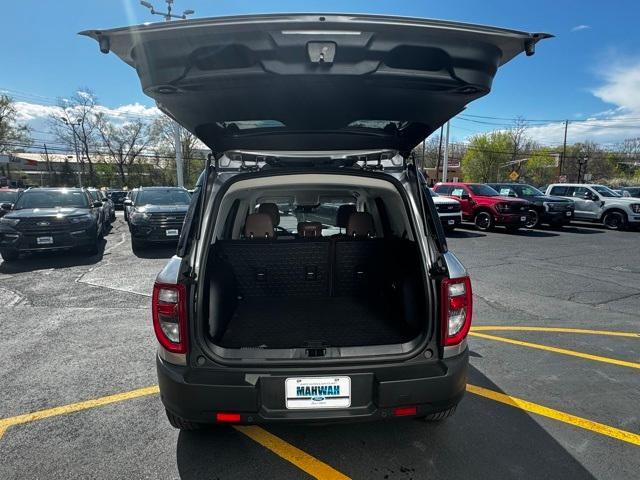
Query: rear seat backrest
[[336, 204, 357, 230], [346, 212, 376, 238], [244, 213, 274, 239], [216, 240, 329, 297]]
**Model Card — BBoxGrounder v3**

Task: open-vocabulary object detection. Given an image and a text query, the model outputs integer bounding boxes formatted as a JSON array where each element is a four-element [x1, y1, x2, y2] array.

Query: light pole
[[139, 1, 194, 187], [62, 117, 83, 187], [140, 0, 194, 21]]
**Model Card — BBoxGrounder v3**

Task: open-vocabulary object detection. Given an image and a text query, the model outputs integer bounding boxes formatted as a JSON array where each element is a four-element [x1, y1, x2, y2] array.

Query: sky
[[1, 0, 639, 149]]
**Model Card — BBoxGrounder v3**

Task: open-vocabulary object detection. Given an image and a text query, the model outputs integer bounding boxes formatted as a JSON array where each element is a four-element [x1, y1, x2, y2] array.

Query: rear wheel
[[420, 405, 457, 422], [524, 209, 539, 229], [603, 211, 626, 230], [0, 248, 19, 262], [474, 211, 494, 231], [165, 409, 204, 431]]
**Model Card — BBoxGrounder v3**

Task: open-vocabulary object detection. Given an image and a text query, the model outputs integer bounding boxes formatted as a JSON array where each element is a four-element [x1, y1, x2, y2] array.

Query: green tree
[[524, 148, 557, 186], [0, 95, 31, 153], [461, 131, 511, 182]]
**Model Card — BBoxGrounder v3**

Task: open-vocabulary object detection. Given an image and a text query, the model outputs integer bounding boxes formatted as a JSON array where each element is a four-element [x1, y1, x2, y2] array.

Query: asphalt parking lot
[[0, 214, 638, 479]]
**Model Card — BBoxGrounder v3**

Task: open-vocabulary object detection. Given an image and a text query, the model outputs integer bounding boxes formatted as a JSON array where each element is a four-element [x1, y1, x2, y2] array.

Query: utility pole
[[441, 121, 450, 183], [559, 119, 568, 179], [140, 1, 194, 187], [434, 125, 444, 184]]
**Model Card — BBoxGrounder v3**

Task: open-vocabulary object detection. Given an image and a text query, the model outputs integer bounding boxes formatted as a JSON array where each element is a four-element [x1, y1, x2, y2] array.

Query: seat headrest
[[336, 204, 357, 229], [346, 212, 375, 238], [258, 203, 280, 226], [297, 221, 323, 237], [244, 213, 274, 239]]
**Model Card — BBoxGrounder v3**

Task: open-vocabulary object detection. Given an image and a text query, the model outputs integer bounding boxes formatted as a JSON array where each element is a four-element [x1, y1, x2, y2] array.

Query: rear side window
[[549, 186, 569, 196], [570, 187, 588, 197]]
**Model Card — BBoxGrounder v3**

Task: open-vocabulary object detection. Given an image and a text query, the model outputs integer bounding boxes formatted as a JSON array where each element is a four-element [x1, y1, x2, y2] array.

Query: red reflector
[[393, 406, 417, 417], [216, 412, 241, 423]]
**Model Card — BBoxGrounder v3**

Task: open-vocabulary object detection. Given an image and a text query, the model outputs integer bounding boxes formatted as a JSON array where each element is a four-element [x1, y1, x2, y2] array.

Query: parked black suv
[[85, 13, 547, 428], [0, 188, 103, 261], [108, 190, 128, 210], [486, 183, 575, 228], [128, 187, 191, 250]]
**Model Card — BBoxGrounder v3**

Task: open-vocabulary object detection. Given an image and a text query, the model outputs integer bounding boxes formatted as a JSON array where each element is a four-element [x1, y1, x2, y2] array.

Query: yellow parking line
[[472, 326, 639, 338], [467, 384, 640, 446], [234, 425, 351, 480], [0, 385, 159, 440], [470, 332, 640, 369]]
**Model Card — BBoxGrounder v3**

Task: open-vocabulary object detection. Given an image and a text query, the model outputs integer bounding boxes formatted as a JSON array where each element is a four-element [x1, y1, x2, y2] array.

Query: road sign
[[508, 170, 519, 181]]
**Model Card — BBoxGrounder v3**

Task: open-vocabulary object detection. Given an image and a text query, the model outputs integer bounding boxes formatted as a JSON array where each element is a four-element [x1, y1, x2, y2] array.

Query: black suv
[[487, 183, 575, 228], [86, 13, 546, 428], [108, 190, 128, 210], [127, 187, 191, 250], [0, 188, 103, 261]]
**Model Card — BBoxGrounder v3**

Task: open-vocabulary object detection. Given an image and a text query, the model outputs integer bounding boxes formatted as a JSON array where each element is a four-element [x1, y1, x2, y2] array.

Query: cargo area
[[204, 236, 426, 350]]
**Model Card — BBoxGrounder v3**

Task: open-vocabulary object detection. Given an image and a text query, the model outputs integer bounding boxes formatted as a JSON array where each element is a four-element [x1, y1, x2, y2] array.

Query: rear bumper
[[157, 348, 469, 424]]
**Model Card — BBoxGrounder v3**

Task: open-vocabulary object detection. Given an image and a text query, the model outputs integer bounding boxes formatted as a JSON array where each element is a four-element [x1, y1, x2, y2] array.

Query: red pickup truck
[[433, 182, 530, 232]]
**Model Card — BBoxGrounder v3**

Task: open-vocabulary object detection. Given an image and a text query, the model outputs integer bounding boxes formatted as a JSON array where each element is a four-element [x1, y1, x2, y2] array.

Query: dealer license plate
[[285, 376, 351, 409], [37, 236, 54, 245], [165, 229, 179, 237]]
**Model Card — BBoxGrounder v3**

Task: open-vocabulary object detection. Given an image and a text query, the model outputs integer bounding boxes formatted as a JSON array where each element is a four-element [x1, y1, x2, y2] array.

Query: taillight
[[152, 282, 187, 354], [440, 276, 473, 346]]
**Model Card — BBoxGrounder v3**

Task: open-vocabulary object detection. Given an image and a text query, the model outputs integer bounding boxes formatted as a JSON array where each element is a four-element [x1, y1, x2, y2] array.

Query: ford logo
[[37, 221, 50, 226], [311, 396, 325, 402]]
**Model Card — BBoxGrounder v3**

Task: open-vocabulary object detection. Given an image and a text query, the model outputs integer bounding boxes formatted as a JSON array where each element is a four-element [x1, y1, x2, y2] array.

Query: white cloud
[[13, 101, 160, 124], [571, 25, 591, 32]]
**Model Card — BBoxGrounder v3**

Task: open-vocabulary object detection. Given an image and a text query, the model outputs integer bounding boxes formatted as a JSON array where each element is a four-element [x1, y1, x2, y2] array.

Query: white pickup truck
[[546, 183, 640, 230]]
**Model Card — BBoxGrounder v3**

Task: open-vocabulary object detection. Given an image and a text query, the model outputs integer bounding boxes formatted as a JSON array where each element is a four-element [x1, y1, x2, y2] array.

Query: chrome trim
[[443, 251, 467, 278], [158, 346, 187, 366], [443, 338, 467, 359], [156, 255, 182, 284]]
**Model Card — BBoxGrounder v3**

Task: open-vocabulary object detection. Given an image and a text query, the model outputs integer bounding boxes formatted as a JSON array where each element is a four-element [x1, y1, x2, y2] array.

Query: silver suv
[[546, 183, 640, 230]]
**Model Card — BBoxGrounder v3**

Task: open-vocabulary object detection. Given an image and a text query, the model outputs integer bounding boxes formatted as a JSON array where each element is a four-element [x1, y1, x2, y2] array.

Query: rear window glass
[[216, 120, 285, 130], [259, 198, 357, 237]]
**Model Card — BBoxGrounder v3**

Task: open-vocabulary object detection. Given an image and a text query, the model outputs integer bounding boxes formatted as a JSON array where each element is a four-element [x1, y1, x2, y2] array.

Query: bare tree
[[49, 89, 99, 185], [0, 94, 31, 153], [506, 116, 535, 173], [150, 115, 203, 160], [96, 113, 150, 186]]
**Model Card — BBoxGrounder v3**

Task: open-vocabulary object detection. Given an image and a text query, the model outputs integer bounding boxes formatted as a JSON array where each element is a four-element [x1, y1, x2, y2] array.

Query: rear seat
[[215, 211, 380, 298], [333, 212, 384, 296]]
